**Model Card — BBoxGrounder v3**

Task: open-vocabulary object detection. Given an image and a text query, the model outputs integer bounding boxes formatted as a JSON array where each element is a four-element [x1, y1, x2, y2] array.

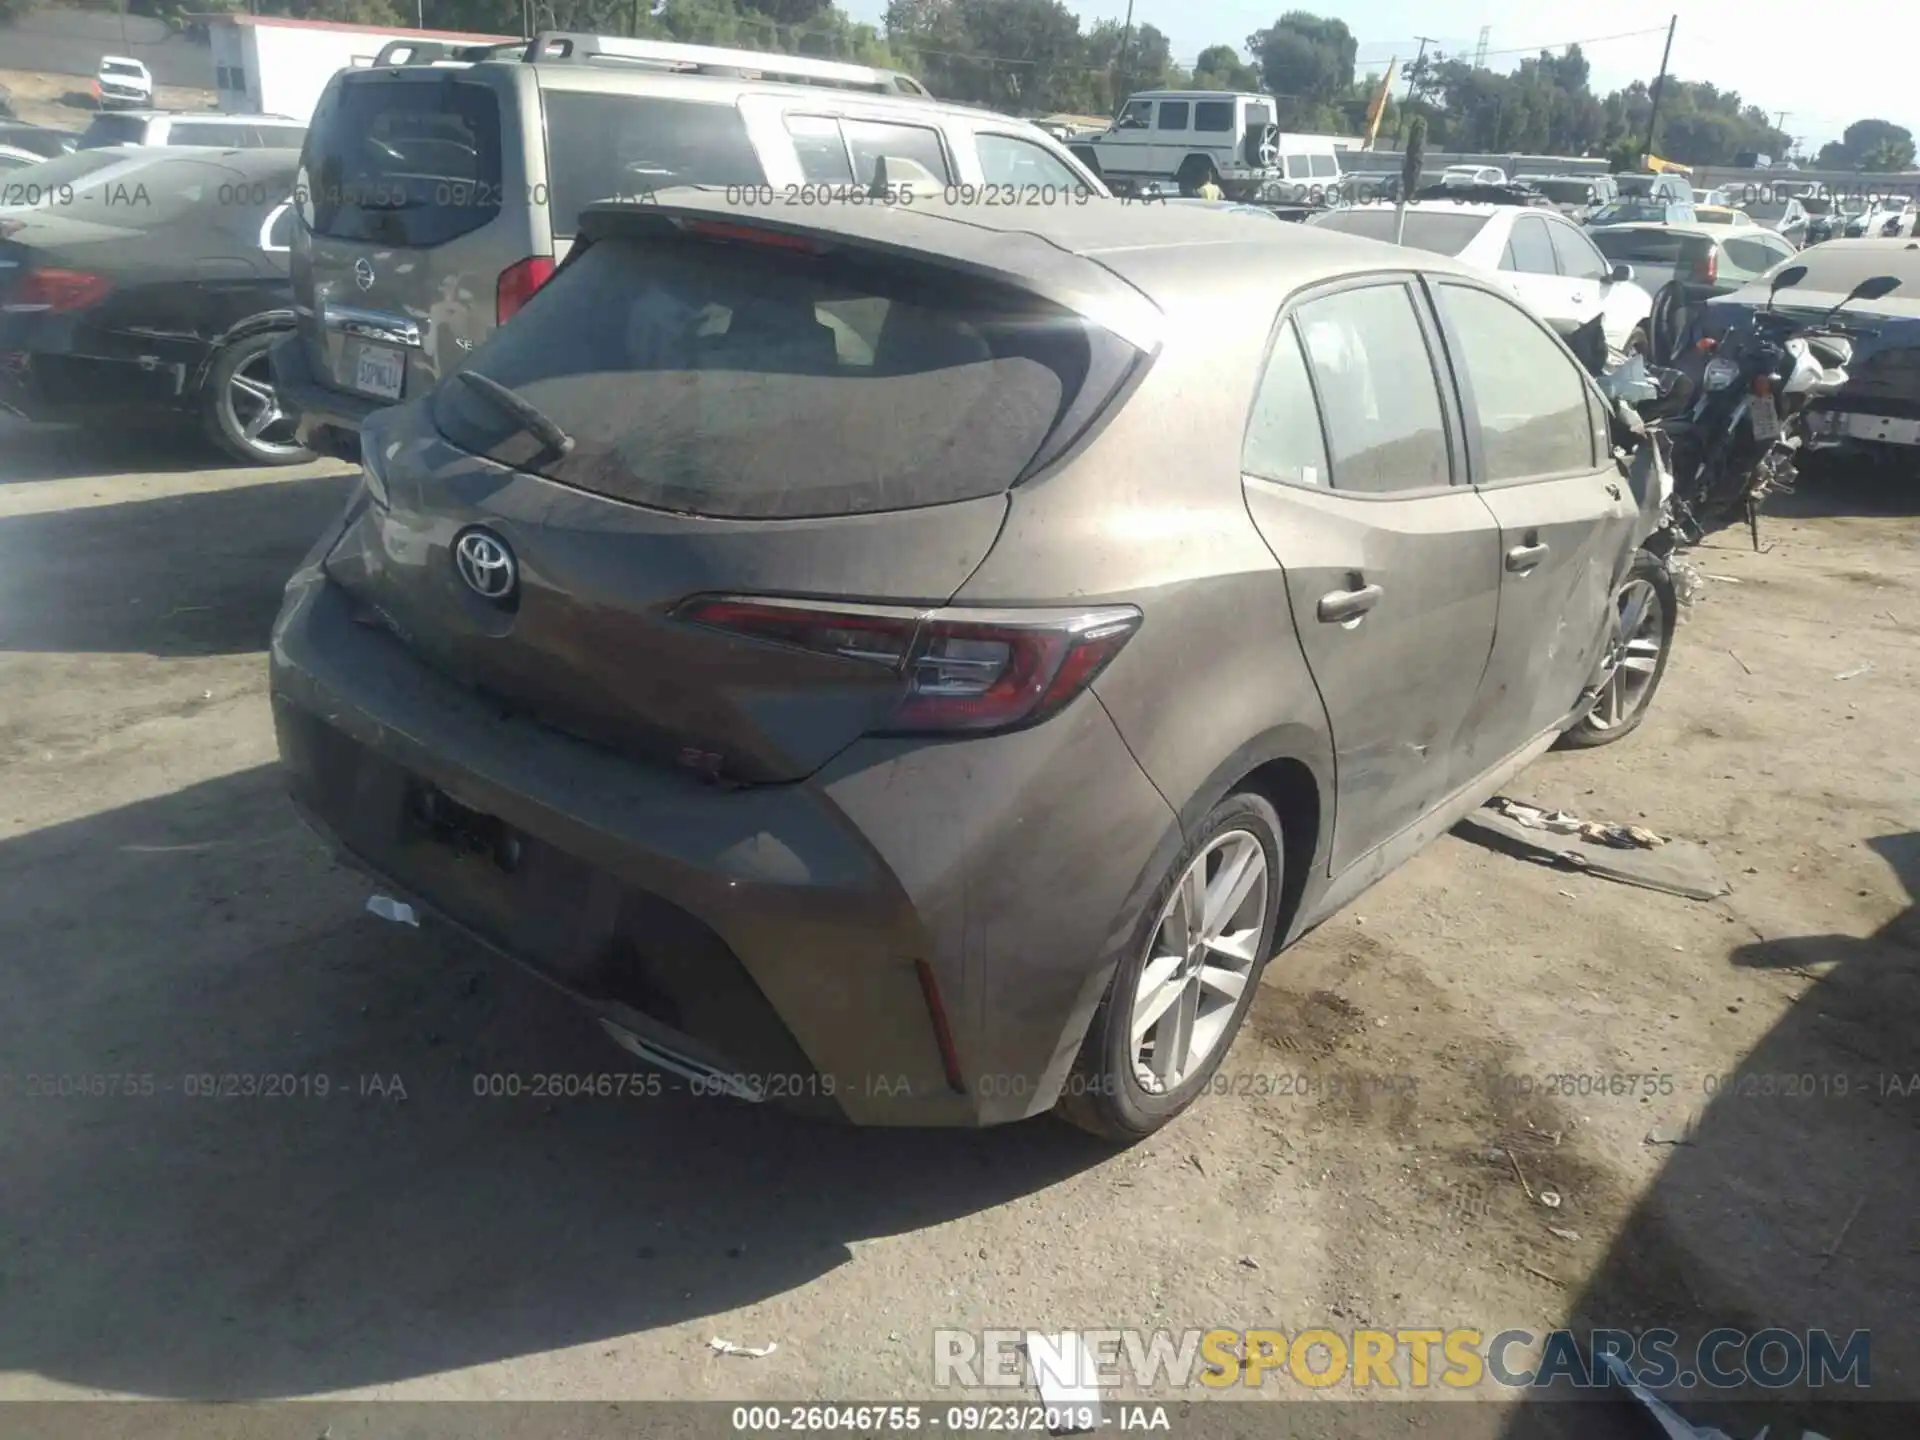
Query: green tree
[[1247, 11, 1354, 127], [1817, 118, 1917, 172], [1189, 43, 1260, 92]]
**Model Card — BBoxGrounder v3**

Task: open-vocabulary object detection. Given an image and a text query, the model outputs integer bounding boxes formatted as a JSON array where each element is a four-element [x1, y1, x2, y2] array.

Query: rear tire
[[202, 330, 313, 467], [1176, 154, 1221, 198], [1558, 549, 1676, 749], [1057, 791, 1284, 1143]]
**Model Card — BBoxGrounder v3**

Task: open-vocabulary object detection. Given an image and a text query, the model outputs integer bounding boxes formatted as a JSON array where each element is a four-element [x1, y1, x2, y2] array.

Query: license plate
[[351, 342, 405, 401], [1748, 394, 1781, 440]]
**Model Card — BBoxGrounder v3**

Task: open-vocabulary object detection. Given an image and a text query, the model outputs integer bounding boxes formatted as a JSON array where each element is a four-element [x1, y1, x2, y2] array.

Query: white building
[[202, 15, 518, 122]]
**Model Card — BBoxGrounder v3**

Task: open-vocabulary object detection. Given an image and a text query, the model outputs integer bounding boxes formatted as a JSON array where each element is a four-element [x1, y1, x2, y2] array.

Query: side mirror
[[1850, 275, 1901, 302], [1609, 262, 1634, 283], [1770, 264, 1808, 298]]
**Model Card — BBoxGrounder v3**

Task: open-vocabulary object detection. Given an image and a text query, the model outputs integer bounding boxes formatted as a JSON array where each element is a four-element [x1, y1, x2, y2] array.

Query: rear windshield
[[432, 231, 1136, 519], [299, 76, 502, 246], [78, 114, 146, 149], [1311, 208, 1491, 255], [1617, 175, 1654, 196], [1590, 200, 1671, 225], [1591, 230, 1707, 263], [542, 93, 765, 239], [0, 125, 76, 159]]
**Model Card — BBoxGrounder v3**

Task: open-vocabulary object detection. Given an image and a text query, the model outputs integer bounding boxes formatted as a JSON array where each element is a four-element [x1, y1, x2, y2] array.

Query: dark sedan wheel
[[203, 331, 312, 467], [1559, 549, 1676, 749], [1058, 791, 1284, 1142]]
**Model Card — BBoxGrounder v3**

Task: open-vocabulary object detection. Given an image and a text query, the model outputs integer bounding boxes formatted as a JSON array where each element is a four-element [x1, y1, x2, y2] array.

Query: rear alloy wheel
[[203, 331, 312, 467], [1057, 792, 1283, 1142], [1559, 549, 1676, 748]]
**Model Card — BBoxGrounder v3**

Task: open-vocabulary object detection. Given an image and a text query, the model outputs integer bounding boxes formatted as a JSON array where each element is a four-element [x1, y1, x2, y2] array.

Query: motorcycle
[[1575, 265, 1899, 550]]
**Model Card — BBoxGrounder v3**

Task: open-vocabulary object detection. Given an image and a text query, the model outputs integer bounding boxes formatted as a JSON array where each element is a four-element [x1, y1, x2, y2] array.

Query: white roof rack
[[527, 32, 929, 96]]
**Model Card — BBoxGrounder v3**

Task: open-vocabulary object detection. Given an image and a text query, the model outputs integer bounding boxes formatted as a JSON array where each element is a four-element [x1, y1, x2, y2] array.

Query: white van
[[1080, 90, 1343, 201]]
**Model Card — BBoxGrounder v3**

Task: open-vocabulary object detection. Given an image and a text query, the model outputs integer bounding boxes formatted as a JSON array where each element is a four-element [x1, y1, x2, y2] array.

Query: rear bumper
[[270, 332, 379, 461], [270, 543, 1178, 1127]]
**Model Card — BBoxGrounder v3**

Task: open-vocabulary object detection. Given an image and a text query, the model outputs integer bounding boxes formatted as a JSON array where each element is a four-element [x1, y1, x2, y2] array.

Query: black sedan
[[0, 146, 308, 465]]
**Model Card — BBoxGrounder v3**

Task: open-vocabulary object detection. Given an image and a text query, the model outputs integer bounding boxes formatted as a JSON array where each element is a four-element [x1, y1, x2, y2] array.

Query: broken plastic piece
[[365, 895, 419, 927], [709, 1337, 778, 1358]]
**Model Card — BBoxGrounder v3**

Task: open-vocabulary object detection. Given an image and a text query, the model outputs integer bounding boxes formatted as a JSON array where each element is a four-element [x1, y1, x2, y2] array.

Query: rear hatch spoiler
[[568, 188, 1165, 356]]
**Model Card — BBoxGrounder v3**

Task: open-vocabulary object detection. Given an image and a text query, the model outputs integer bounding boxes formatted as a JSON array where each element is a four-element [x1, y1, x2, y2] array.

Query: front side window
[[1437, 284, 1594, 481], [975, 133, 1082, 189], [1193, 101, 1234, 134], [1242, 320, 1330, 487], [1117, 101, 1152, 130], [1293, 284, 1450, 494]]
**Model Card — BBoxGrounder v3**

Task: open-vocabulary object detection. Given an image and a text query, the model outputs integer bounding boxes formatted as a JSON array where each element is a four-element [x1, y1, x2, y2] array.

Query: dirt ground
[[2, 67, 217, 131], [0, 416, 1915, 1435]]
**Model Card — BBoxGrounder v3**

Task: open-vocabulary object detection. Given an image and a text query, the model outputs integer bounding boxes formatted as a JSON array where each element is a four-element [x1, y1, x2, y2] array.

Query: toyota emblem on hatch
[[454, 528, 517, 602], [354, 257, 376, 291]]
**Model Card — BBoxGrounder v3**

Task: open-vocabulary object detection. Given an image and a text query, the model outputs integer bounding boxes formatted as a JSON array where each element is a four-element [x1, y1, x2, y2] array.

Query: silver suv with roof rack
[[270, 29, 1105, 460]]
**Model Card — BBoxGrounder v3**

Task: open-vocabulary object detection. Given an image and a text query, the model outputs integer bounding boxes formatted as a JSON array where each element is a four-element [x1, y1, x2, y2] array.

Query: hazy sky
[[841, 0, 1917, 151]]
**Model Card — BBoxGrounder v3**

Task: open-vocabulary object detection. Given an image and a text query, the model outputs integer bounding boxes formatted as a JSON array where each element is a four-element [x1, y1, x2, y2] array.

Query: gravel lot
[[1, 416, 1914, 1435]]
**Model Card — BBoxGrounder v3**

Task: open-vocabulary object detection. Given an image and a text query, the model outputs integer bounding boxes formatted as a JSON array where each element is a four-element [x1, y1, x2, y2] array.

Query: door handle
[[1506, 542, 1550, 572], [1317, 583, 1384, 623]]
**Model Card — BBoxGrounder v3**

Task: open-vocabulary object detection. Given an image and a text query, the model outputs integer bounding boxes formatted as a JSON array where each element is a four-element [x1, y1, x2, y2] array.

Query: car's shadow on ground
[[1773, 455, 1920, 521], [0, 472, 357, 654], [0, 765, 1113, 1398], [0, 420, 231, 486], [1497, 833, 1920, 1440]]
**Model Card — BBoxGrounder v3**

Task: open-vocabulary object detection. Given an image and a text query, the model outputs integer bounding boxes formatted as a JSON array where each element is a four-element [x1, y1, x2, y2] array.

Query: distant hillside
[[1, 7, 213, 88]]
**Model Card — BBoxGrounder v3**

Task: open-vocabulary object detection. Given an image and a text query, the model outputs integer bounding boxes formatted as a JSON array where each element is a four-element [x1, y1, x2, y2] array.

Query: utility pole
[[1641, 14, 1677, 162], [1112, 0, 1135, 118], [1404, 35, 1437, 105]]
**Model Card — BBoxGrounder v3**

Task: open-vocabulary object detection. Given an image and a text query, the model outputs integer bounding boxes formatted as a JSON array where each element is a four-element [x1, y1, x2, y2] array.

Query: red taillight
[[5, 268, 112, 314], [1693, 246, 1719, 284], [1752, 375, 1772, 397], [495, 255, 554, 324], [676, 597, 1142, 735]]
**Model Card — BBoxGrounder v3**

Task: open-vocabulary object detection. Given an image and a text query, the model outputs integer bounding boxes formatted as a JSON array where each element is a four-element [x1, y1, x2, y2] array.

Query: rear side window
[[432, 233, 1139, 519], [1502, 216, 1557, 274], [254, 124, 306, 148], [1437, 284, 1594, 481], [1547, 221, 1608, 281], [1724, 235, 1787, 275], [785, 114, 853, 184], [1156, 102, 1189, 131], [1242, 321, 1329, 488], [1194, 102, 1234, 133], [1309, 153, 1336, 177], [545, 93, 764, 237], [301, 77, 502, 246], [842, 119, 949, 187], [174, 122, 247, 148], [1293, 284, 1450, 494]]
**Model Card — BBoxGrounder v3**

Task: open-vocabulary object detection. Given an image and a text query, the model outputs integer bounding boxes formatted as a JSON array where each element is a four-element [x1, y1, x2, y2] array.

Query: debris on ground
[[1598, 1351, 1773, 1439], [1455, 799, 1729, 902], [1833, 662, 1873, 681], [364, 895, 418, 927], [1486, 797, 1666, 848], [1022, 1333, 1104, 1432], [1669, 557, 1706, 620], [1548, 1226, 1581, 1241], [709, 1337, 778, 1358], [1646, 1107, 1704, 1147], [1539, 1190, 1563, 1209]]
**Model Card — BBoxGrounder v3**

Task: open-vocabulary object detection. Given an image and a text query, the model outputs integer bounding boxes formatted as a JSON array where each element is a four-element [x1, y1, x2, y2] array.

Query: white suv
[[1081, 90, 1343, 201], [76, 110, 307, 150], [94, 56, 153, 110]]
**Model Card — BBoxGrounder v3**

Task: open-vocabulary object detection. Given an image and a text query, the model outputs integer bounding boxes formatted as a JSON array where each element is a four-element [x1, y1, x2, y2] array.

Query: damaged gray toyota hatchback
[[271, 192, 1676, 1139]]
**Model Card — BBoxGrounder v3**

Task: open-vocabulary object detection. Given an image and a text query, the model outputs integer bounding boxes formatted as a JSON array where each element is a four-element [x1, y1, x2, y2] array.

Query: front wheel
[[1558, 549, 1677, 749], [1057, 792, 1284, 1142]]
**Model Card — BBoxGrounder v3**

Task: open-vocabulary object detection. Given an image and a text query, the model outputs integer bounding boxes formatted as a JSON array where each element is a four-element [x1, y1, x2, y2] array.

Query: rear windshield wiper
[[454, 370, 575, 458]]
